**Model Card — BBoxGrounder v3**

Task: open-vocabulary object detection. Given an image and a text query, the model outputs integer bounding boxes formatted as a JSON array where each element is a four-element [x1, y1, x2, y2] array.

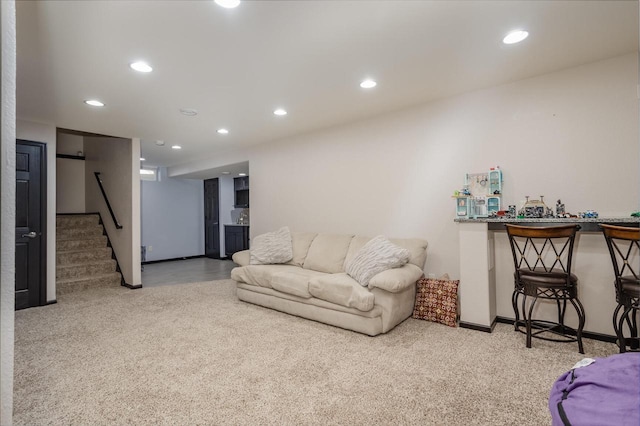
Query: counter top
[[225, 223, 250, 227], [455, 216, 639, 232], [455, 217, 639, 224]]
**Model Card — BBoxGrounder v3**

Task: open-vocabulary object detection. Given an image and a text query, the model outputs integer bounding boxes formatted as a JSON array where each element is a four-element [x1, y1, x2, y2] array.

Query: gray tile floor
[[141, 257, 236, 287]]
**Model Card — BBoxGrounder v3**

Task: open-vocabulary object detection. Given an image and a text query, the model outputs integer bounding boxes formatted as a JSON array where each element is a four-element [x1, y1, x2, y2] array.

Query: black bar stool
[[505, 224, 585, 353], [600, 224, 640, 353]]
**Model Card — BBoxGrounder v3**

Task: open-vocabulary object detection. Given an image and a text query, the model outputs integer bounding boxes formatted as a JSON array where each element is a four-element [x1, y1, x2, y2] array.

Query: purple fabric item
[[549, 352, 640, 426]]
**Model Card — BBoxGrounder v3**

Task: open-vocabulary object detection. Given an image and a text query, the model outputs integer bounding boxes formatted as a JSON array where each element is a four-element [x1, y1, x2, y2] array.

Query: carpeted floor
[[14, 280, 618, 425]]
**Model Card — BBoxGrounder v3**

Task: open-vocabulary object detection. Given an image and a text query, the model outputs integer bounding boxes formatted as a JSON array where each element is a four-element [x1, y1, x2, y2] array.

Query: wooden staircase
[[56, 214, 121, 294]]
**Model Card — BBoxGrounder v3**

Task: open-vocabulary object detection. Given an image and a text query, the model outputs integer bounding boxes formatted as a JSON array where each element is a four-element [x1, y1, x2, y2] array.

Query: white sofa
[[231, 232, 428, 336]]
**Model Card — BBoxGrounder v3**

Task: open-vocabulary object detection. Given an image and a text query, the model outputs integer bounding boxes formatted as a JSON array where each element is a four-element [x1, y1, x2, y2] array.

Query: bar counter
[[454, 216, 640, 336]]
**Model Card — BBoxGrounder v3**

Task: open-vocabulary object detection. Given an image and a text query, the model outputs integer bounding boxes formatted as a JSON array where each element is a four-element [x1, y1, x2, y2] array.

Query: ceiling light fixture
[[503, 30, 529, 45], [130, 61, 153, 73], [214, 0, 241, 8], [140, 169, 155, 175], [140, 158, 146, 161], [238, 173, 247, 176], [217, 128, 229, 134], [171, 145, 182, 150], [84, 99, 104, 107], [360, 79, 377, 89], [179, 108, 198, 116], [155, 140, 165, 146], [221, 171, 230, 175], [273, 108, 287, 116]]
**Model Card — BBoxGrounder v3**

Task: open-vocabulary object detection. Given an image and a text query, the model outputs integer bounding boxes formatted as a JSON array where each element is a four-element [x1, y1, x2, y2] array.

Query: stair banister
[[94, 172, 123, 229]]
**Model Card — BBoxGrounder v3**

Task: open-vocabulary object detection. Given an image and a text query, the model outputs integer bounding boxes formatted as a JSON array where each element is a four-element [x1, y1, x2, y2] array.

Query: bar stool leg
[[512, 289, 521, 331], [617, 307, 633, 353], [570, 297, 585, 354], [631, 308, 639, 350], [526, 295, 538, 349], [613, 303, 623, 342]]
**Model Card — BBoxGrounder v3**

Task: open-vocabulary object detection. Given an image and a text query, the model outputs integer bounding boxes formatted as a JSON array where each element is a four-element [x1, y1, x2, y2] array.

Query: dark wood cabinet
[[225, 225, 250, 256], [234, 176, 249, 208], [234, 176, 249, 190]]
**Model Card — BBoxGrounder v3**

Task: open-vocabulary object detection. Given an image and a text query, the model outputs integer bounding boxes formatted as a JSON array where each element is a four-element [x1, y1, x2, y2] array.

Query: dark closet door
[[204, 178, 220, 258], [15, 140, 47, 310]]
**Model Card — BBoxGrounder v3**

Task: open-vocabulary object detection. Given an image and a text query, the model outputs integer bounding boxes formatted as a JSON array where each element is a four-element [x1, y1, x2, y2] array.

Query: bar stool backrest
[[505, 224, 580, 285], [600, 224, 640, 290]]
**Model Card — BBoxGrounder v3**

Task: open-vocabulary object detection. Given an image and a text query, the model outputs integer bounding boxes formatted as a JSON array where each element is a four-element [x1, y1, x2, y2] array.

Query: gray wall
[[141, 167, 204, 262]]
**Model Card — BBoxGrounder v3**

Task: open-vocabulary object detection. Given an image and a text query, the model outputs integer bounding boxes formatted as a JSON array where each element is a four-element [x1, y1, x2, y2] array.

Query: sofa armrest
[[231, 250, 250, 266], [368, 264, 424, 293]]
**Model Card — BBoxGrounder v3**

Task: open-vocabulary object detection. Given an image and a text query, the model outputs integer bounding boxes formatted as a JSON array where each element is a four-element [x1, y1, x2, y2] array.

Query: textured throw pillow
[[412, 277, 459, 327], [249, 226, 293, 265], [345, 235, 411, 287]]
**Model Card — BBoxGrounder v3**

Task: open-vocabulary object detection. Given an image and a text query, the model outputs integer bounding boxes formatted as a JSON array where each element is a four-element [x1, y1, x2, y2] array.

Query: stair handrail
[[94, 172, 123, 229]]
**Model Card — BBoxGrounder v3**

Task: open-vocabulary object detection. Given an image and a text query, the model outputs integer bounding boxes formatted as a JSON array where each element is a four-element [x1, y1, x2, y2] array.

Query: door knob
[[21, 231, 37, 239]]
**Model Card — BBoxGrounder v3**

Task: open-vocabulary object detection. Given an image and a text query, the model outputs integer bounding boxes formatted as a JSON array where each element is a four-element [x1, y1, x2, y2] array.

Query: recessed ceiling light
[[360, 79, 377, 89], [155, 140, 165, 146], [273, 109, 287, 116], [171, 145, 182, 150], [217, 128, 229, 134], [503, 30, 529, 45], [130, 61, 153, 73], [140, 158, 146, 161], [221, 171, 230, 175], [84, 99, 104, 107], [214, 0, 240, 8], [179, 108, 198, 116], [238, 173, 247, 176]]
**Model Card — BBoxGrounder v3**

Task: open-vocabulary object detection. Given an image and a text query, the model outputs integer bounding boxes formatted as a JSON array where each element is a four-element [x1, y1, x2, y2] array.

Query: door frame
[[16, 139, 47, 307], [204, 177, 221, 259]]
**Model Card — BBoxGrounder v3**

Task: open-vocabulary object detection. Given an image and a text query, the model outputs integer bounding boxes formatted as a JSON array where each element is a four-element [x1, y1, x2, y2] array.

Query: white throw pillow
[[249, 226, 293, 265], [345, 235, 411, 287]]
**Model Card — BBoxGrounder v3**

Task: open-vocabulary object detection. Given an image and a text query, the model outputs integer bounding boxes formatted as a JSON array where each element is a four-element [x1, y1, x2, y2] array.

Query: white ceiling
[[17, 1, 638, 169]]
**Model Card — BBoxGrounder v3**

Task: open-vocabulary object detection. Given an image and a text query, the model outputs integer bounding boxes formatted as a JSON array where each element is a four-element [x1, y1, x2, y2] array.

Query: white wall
[[172, 53, 638, 335], [16, 120, 57, 303], [255, 53, 639, 334], [84, 136, 141, 286], [0, 1, 16, 422], [56, 133, 85, 213], [57, 132, 83, 155], [219, 176, 234, 256], [56, 158, 85, 213], [141, 168, 204, 262]]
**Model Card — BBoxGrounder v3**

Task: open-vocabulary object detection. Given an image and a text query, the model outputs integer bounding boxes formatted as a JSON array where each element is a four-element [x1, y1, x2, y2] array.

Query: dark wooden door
[[15, 140, 47, 310], [204, 178, 220, 258]]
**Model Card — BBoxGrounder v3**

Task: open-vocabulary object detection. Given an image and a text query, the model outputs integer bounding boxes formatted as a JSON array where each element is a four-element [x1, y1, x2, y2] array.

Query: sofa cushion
[[286, 232, 318, 267], [232, 250, 250, 266], [250, 226, 293, 265], [271, 269, 325, 298], [308, 273, 375, 312], [389, 238, 428, 269], [230, 264, 301, 288], [344, 236, 371, 268], [345, 236, 411, 287], [368, 263, 424, 293], [303, 233, 354, 274]]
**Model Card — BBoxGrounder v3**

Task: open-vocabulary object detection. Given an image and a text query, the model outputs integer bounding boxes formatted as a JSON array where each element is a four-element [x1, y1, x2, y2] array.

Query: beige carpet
[[14, 280, 618, 425]]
